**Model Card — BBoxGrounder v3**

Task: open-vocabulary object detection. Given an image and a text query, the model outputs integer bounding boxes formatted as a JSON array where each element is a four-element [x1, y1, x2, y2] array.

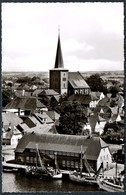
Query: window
[[17, 156, 24, 163], [26, 156, 30, 163], [74, 153, 79, 157], [62, 160, 66, 167], [66, 152, 71, 156], [71, 161, 74, 168], [85, 89, 89, 95], [64, 83, 65, 88], [75, 162, 79, 168], [34, 157, 37, 163], [66, 161, 70, 167], [80, 89, 83, 94], [30, 157, 34, 163], [63, 77, 66, 81], [58, 151, 62, 155], [75, 90, 79, 94]]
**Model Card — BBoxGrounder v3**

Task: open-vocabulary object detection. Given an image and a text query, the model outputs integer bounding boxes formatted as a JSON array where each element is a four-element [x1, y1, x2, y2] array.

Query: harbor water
[[3, 144, 124, 193], [2, 172, 99, 193], [2, 148, 100, 193]]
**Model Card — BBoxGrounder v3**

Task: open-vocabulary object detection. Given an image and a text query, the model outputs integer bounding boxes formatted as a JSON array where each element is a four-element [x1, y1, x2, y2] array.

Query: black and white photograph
[[2, 2, 124, 193]]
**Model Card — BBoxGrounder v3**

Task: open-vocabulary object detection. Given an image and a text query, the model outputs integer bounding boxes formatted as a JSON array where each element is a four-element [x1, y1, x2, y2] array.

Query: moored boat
[[98, 156, 124, 192], [69, 172, 98, 185], [25, 145, 62, 179], [98, 177, 124, 192], [69, 145, 102, 185]]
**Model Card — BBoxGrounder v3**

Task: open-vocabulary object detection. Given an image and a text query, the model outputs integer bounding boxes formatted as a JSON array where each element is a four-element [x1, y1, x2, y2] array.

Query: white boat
[[98, 178, 124, 192], [69, 145, 101, 185], [47, 168, 62, 179], [98, 158, 124, 192], [46, 152, 62, 179]]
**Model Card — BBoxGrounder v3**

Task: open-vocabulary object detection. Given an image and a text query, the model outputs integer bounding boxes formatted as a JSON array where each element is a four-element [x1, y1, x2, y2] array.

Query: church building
[[49, 30, 68, 95], [49, 30, 90, 96]]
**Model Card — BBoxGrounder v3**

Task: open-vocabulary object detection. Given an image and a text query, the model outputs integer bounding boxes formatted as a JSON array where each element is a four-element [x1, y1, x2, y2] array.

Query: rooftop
[[68, 72, 90, 89]]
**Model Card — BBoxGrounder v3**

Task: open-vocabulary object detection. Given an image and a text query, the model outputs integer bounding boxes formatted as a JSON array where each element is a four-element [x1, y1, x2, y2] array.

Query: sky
[[2, 2, 124, 72]]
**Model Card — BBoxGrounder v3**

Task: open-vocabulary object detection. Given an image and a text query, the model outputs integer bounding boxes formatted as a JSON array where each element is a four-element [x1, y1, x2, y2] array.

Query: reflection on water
[[2, 151, 100, 193], [2, 172, 100, 193]]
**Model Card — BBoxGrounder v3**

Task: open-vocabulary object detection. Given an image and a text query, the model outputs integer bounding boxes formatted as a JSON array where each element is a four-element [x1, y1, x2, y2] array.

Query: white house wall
[[97, 147, 112, 171], [11, 134, 22, 148], [95, 121, 106, 135]]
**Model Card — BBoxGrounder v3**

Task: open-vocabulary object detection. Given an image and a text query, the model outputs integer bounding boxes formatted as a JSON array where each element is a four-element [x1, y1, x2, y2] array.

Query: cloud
[[2, 2, 124, 72], [63, 39, 94, 54]]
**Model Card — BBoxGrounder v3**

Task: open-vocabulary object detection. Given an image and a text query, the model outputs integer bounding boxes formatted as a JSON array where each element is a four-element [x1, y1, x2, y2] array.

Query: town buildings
[[15, 133, 112, 171], [2, 30, 124, 172]]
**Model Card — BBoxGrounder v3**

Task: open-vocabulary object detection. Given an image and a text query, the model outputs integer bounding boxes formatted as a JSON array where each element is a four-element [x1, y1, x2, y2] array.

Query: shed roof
[[15, 133, 108, 160], [26, 142, 87, 154]]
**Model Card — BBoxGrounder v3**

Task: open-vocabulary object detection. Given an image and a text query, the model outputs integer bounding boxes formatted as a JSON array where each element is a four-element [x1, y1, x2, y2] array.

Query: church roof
[[54, 32, 64, 69], [68, 72, 90, 89]]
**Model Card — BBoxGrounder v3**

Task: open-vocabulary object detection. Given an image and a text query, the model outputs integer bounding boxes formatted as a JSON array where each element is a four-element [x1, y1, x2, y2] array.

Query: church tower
[[49, 28, 68, 94]]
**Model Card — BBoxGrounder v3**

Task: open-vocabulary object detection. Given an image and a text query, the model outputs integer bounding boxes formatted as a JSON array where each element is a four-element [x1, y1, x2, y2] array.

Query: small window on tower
[[63, 78, 66, 81], [64, 83, 65, 88]]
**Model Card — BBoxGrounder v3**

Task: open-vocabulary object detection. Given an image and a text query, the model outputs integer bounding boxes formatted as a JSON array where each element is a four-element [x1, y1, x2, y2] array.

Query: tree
[[59, 101, 87, 135], [85, 74, 107, 93], [16, 76, 32, 84], [101, 122, 124, 144], [108, 86, 120, 97], [2, 89, 15, 107]]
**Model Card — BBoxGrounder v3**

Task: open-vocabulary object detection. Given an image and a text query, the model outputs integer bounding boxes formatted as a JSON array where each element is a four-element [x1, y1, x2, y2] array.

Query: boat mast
[[36, 144, 46, 171], [115, 154, 118, 178], [36, 145, 37, 168], [80, 145, 83, 177]]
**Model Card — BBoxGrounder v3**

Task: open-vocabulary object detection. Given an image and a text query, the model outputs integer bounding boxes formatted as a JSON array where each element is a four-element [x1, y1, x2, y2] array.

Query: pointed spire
[[54, 26, 64, 69]]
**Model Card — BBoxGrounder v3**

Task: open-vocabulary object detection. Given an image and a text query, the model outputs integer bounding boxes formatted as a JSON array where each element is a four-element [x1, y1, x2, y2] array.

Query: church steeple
[[54, 27, 64, 69], [50, 28, 68, 94]]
